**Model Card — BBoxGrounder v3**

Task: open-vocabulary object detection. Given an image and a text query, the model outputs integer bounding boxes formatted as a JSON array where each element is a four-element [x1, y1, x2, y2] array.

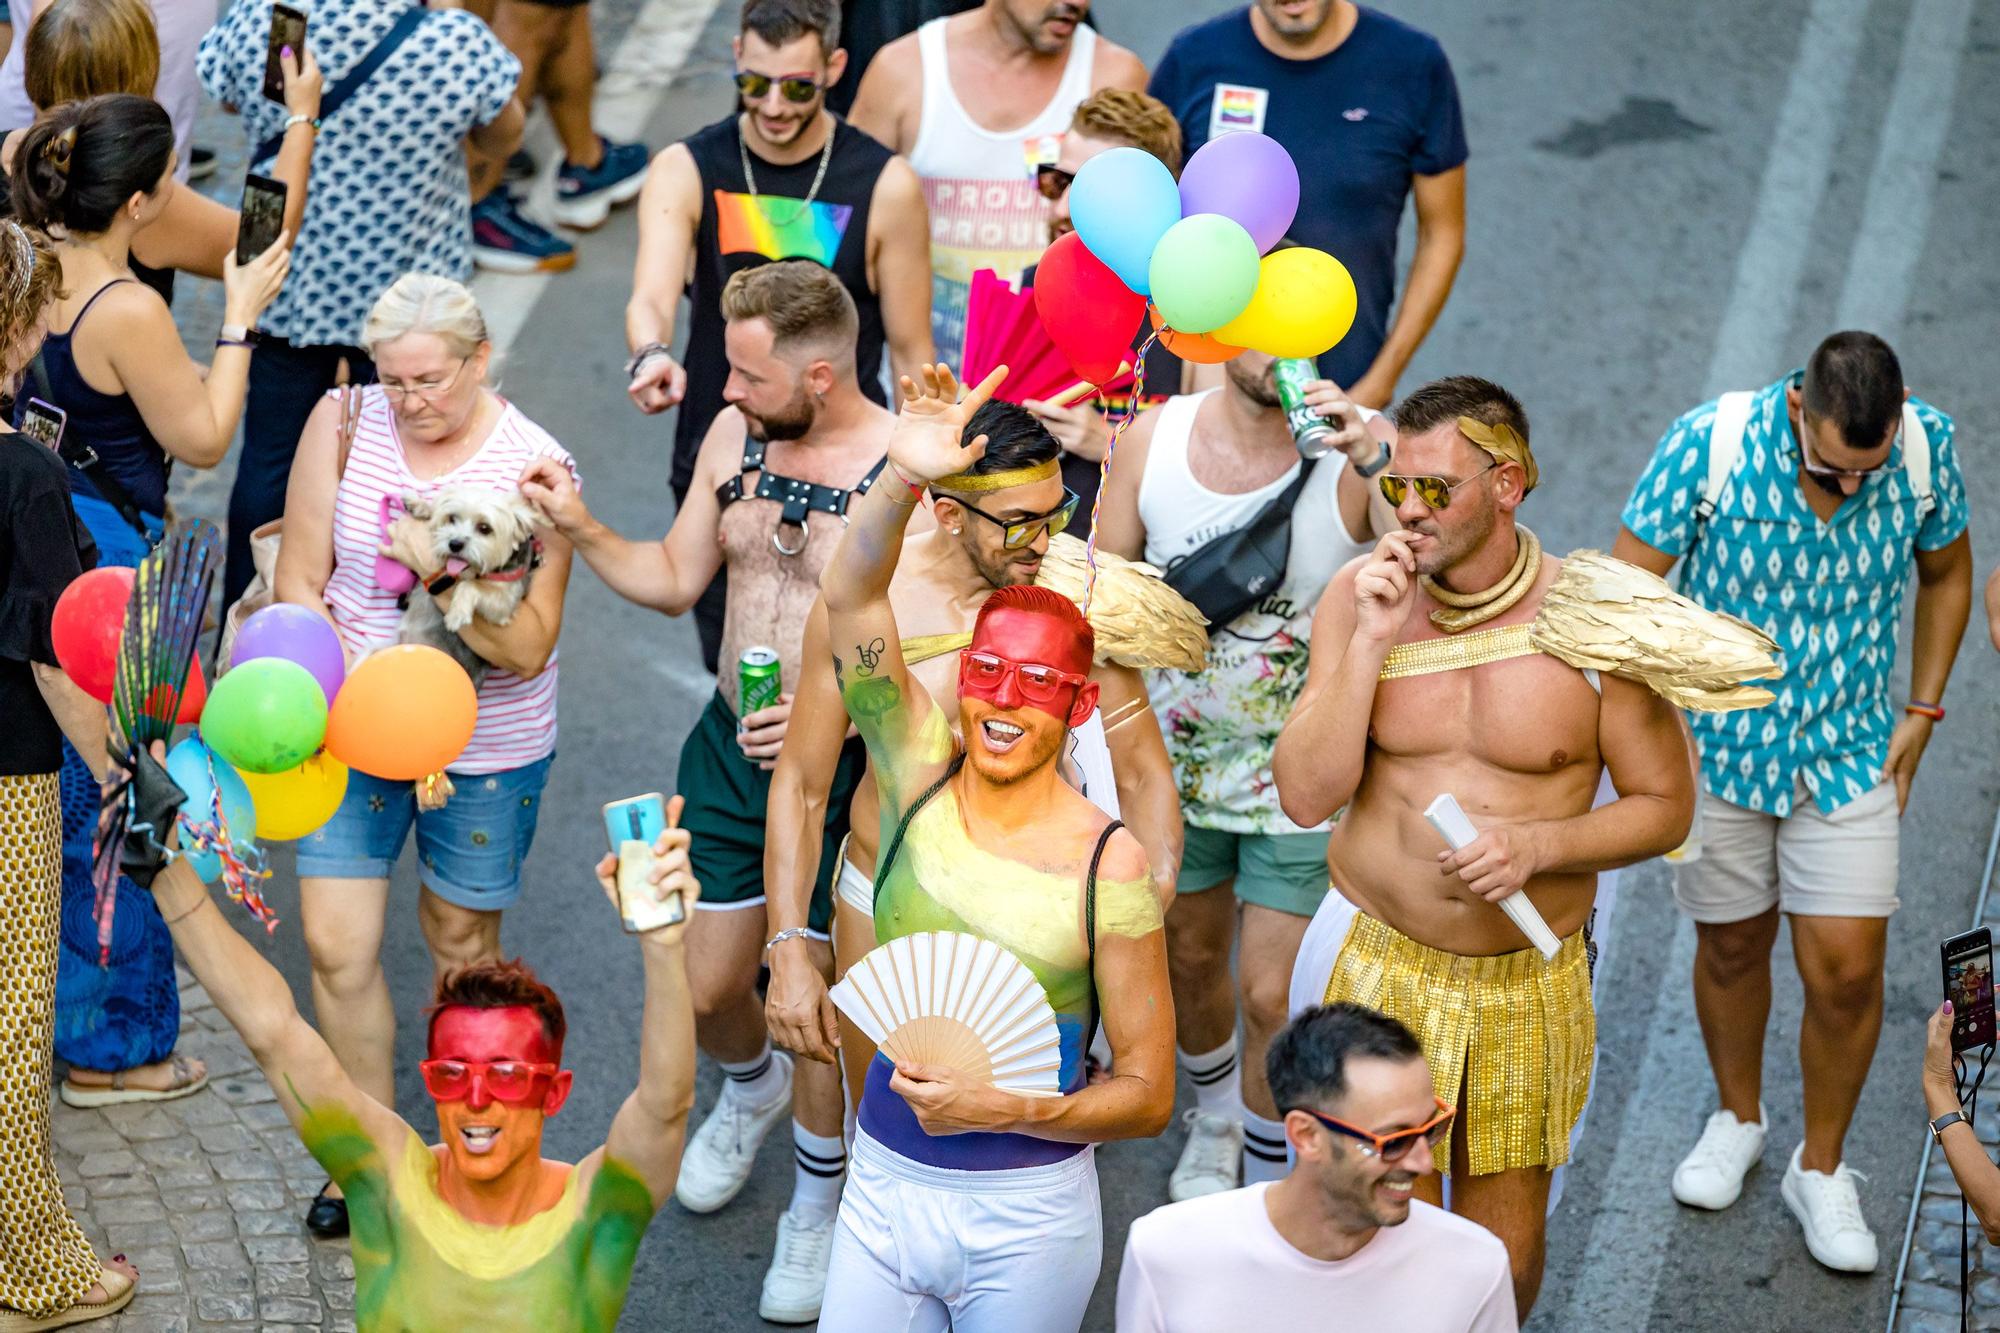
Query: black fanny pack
[[1162, 460, 1314, 628]]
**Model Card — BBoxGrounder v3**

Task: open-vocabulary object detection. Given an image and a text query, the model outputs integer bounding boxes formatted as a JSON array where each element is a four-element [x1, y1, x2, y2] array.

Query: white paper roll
[[1424, 794, 1561, 961]]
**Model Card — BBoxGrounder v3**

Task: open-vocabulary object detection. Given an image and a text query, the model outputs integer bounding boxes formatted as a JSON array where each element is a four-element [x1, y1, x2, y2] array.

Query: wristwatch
[[1930, 1109, 1969, 1140], [1353, 440, 1392, 478]]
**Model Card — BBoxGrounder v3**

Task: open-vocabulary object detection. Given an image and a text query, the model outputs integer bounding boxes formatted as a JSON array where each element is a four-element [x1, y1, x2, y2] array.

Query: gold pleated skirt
[[1322, 908, 1594, 1175]]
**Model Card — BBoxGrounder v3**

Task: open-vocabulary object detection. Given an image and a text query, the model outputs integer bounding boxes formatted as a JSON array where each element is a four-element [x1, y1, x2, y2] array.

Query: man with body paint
[[812, 363, 1175, 1332], [138, 792, 702, 1331]]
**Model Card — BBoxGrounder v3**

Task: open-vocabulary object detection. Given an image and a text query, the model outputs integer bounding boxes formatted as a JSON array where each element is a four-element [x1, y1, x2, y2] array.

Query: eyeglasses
[[380, 358, 470, 404], [955, 487, 1081, 550], [1794, 407, 1903, 480], [960, 650, 1089, 707], [734, 70, 823, 104], [1036, 164, 1076, 201], [1300, 1095, 1456, 1162], [418, 1058, 559, 1105], [1378, 463, 1495, 512]]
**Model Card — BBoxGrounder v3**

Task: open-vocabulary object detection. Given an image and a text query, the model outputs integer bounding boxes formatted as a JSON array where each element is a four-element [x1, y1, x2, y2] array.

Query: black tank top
[[18, 279, 168, 518], [675, 113, 893, 491]]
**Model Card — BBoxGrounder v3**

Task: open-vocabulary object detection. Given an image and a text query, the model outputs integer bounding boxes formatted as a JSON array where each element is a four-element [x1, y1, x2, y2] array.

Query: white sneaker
[[758, 1208, 836, 1323], [1671, 1104, 1767, 1210], [674, 1054, 794, 1214], [1168, 1109, 1242, 1201], [1781, 1143, 1878, 1273]]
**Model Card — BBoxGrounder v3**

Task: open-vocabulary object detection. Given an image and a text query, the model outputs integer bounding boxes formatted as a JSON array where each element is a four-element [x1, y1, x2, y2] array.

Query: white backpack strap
[[1902, 402, 1934, 521], [1696, 391, 1755, 528]]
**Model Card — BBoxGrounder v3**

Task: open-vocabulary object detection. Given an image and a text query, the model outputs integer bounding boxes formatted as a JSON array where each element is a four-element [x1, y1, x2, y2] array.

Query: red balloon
[[1034, 232, 1146, 385], [50, 565, 207, 722]]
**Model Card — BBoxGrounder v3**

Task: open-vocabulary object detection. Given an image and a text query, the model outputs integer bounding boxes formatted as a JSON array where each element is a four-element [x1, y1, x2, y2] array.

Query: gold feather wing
[[1529, 550, 1782, 712]]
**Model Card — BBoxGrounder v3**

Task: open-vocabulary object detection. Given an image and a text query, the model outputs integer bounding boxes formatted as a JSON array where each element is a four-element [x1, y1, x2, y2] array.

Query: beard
[[743, 387, 815, 442], [1226, 357, 1282, 408], [1259, 0, 1334, 37], [967, 539, 1040, 590], [1404, 508, 1495, 578]]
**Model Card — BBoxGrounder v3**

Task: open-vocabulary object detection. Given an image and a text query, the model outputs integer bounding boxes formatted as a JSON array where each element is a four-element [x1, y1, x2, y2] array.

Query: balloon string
[[1082, 325, 1163, 617], [174, 752, 280, 934]]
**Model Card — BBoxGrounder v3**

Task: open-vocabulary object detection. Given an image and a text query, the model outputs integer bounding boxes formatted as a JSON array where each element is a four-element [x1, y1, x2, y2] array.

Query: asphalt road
[[195, 0, 2000, 1329]]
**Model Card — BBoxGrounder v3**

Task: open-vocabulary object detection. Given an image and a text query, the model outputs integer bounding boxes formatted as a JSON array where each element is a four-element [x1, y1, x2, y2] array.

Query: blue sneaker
[[552, 137, 650, 230], [471, 191, 575, 274]]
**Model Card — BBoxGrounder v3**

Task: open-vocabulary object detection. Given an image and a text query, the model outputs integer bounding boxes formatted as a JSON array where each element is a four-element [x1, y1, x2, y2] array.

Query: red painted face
[[425, 1006, 571, 1182], [962, 605, 1094, 724]]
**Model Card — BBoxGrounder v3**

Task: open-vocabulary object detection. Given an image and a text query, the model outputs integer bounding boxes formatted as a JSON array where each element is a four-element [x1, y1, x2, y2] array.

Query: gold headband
[[1457, 416, 1538, 494], [931, 459, 1061, 494]]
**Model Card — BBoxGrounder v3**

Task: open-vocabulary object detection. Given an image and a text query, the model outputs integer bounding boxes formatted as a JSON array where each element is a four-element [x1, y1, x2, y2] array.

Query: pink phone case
[[376, 492, 419, 594]]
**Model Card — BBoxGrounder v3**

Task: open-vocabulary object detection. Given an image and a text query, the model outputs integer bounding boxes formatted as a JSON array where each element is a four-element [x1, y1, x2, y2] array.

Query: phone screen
[[237, 174, 288, 265], [262, 4, 308, 103], [1944, 929, 1996, 1052], [602, 793, 667, 855], [19, 397, 65, 450]]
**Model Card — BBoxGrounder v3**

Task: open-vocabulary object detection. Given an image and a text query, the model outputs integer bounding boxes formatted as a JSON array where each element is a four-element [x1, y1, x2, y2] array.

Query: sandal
[[0, 1263, 136, 1330], [59, 1054, 209, 1108]]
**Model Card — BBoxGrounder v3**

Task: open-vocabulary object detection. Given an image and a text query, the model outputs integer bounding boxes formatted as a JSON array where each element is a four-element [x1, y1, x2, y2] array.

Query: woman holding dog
[[273, 271, 577, 1240]]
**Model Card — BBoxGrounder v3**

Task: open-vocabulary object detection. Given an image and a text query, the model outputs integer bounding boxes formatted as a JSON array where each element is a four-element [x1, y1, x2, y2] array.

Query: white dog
[[396, 485, 543, 687]]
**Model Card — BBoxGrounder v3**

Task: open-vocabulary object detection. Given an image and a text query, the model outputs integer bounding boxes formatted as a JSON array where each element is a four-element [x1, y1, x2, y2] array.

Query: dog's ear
[[510, 495, 551, 531], [401, 490, 434, 521]]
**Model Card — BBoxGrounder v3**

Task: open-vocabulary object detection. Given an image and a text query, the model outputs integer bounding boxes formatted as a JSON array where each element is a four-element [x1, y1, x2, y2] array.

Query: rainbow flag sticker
[[713, 190, 854, 266]]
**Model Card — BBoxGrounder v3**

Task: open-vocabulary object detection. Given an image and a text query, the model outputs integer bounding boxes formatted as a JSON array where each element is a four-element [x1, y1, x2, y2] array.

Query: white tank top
[[321, 388, 575, 775], [907, 15, 1098, 362], [1137, 390, 1370, 834]]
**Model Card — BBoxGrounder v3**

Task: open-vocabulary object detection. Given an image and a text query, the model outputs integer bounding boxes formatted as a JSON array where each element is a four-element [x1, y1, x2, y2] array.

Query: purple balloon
[[229, 604, 346, 707], [1178, 132, 1300, 255]]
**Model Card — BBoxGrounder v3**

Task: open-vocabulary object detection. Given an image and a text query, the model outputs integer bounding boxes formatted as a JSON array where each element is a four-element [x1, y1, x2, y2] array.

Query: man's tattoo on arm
[[845, 640, 901, 721], [857, 638, 884, 676], [833, 653, 846, 691]]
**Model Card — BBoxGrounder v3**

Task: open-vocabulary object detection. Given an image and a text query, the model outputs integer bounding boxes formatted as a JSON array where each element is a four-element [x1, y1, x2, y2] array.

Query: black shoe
[[187, 146, 219, 182], [504, 148, 537, 184], [305, 1182, 349, 1238]]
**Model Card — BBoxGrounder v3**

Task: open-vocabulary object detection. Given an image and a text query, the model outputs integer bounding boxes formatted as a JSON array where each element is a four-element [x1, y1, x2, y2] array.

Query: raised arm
[[625, 144, 700, 414], [586, 797, 700, 1207]]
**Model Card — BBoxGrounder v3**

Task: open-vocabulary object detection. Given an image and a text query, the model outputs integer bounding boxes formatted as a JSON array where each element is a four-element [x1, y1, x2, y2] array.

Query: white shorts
[[1673, 781, 1901, 924], [818, 1129, 1102, 1333], [837, 853, 873, 918]]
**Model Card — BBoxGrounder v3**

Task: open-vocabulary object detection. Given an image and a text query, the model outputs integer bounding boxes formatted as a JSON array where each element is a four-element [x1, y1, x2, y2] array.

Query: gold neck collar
[[1421, 526, 1541, 633]]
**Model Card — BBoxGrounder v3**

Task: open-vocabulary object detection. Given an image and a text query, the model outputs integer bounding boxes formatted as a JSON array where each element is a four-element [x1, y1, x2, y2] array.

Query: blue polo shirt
[[1621, 374, 1968, 817], [1148, 6, 1467, 390]]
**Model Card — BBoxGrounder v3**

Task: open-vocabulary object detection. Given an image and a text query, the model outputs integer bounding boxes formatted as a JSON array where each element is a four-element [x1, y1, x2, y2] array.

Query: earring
[[951, 527, 963, 536]]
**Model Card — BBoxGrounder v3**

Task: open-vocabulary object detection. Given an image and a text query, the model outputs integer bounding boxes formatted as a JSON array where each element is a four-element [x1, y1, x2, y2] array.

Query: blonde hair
[[25, 0, 160, 112], [0, 221, 63, 377], [1070, 89, 1183, 175], [362, 273, 491, 360]]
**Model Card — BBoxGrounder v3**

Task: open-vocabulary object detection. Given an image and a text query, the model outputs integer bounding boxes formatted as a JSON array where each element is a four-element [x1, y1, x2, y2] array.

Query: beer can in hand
[[739, 646, 782, 733], [1274, 357, 1335, 460]]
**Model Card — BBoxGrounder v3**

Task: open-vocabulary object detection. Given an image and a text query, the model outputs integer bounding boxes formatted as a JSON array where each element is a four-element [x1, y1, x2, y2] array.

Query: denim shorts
[[294, 754, 554, 910]]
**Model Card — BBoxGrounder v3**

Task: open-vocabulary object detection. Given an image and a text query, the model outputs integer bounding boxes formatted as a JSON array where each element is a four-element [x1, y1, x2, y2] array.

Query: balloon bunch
[[1032, 132, 1359, 381]]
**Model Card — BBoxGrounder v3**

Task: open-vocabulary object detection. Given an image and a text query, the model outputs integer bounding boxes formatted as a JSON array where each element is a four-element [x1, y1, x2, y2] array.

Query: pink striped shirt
[[321, 388, 575, 775]]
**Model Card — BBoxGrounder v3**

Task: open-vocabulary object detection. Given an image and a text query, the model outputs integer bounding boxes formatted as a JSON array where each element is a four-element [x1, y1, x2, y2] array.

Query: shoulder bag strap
[[1901, 401, 1934, 521], [1694, 391, 1754, 536], [336, 385, 362, 479], [871, 751, 966, 912], [1081, 819, 1124, 1060], [34, 341, 156, 543], [253, 6, 428, 164]]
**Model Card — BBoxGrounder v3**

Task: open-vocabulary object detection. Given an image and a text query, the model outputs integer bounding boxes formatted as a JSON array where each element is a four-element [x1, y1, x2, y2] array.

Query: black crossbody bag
[[1162, 459, 1315, 628], [251, 6, 428, 165]]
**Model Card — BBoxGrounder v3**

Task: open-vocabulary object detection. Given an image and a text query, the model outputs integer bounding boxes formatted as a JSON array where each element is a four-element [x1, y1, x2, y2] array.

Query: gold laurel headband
[[1457, 416, 1539, 494], [931, 459, 1061, 494]]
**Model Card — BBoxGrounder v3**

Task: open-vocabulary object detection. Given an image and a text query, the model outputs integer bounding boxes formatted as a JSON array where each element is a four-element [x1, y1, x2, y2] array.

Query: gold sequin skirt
[[1322, 907, 1594, 1175], [0, 771, 100, 1315]]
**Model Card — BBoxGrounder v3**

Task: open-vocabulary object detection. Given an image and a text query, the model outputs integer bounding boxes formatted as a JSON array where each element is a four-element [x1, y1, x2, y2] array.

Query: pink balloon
[[1178, 133, 1300, 255]]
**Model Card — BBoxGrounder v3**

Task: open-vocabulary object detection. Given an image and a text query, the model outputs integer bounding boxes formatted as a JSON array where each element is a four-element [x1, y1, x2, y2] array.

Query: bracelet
[[887, 463, 926, 503], [215, 338, 254, 351], [161, 892, 212, 926], [765, 926, 813, 955], [625, 342, 672, 380], [1907, 701, 1946, 721], [282, 113, 319, 134]]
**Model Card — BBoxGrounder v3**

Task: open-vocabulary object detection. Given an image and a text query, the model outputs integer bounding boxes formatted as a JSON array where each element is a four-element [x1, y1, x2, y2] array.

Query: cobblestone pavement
[[50, 966, 352, 1331]]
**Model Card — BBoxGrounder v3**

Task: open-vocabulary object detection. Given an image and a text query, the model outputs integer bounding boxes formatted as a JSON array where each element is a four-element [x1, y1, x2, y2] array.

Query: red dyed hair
[[428, 958, 566, 1056], [971, 585, 1093, 667]]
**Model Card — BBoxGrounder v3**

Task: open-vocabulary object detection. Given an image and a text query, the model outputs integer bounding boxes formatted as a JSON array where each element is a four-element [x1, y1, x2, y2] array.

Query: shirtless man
[[522, 260, 889, 1323], [815, 363, 1173, 1331], [1272, 376, 1698, 1318], [761, 400, 1182, 1107]]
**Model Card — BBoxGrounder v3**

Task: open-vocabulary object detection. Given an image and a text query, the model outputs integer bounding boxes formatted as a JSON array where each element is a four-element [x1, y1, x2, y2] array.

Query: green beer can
[[1273, 357, 1335, 460], [739, 646, 782, 726]]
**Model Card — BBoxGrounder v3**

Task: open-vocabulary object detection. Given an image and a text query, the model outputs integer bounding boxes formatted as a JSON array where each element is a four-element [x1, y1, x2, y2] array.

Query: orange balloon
[[1148, 307, 1243, 365], [325, 645, 477, 781]]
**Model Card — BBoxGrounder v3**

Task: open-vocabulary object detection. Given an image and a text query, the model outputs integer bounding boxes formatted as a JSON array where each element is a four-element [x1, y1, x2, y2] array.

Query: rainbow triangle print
[[714, 190, 854, 266]]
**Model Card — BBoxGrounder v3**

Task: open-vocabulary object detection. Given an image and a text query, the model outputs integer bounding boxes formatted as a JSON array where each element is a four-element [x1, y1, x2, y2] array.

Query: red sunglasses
[[1300, 1095, 1456, 1162], [419, 1058, 560, 1105], [959, 650, 1088, 707]]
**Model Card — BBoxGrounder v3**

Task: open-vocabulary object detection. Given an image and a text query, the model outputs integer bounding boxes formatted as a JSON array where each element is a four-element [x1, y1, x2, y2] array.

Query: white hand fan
[[830, 931, 1064, 1097]]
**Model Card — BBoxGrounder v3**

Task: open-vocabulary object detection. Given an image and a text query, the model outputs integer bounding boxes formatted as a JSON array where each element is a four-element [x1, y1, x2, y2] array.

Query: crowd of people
[[0, 0, 1987, 1330]]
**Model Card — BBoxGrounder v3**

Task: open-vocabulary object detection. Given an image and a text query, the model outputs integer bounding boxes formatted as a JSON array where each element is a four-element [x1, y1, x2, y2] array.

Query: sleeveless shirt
[[908, 15, 1097, 364], [676, 114, 894, 492], [19, 280, 168, 519]]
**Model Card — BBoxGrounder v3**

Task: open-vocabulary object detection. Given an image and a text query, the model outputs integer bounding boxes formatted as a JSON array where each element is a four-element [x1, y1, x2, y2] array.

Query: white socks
[[790, 1122, 846, 1224], [719, 1045, 786, 1107], [1178, 1036, 1241, 1119], [1243, 1109, 1289, 1184]]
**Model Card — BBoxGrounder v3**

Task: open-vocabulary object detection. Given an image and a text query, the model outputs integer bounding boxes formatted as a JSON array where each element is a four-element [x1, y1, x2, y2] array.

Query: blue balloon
[[1067, 147, 1182, 296], [167, 736, 257, 883]]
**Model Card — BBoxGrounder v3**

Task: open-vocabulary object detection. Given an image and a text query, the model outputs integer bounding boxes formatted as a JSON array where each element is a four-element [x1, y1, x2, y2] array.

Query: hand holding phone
[[1942, 928, 1996, 1053], [236, 174, 288, 266], [597, 794, 696, 935], [262, 3, 309, 103]]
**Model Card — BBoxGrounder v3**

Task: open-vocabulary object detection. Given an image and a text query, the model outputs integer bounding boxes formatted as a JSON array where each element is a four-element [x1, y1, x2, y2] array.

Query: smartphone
[[236, 174, 288, 265], [1943, 928, 1996, 1053], [18, 397, 65, 450], [262, 3, 308, 103], [602, 792, 667, 853], [615, 840, 687, 934]]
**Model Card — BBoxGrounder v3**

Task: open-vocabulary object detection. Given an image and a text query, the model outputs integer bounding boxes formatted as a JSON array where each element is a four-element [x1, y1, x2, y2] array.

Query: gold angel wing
[[1529, 550, 1782, 713]]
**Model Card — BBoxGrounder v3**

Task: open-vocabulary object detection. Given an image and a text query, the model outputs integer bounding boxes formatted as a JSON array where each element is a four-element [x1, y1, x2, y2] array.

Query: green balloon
[[199, 657, 329, 775], [1147, 214, 1262, 334]]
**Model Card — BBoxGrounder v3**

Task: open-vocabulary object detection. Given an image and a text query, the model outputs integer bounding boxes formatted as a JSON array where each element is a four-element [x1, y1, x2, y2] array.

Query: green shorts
[[1179, 824, 1332, 918], [675, 691, 865, 936]]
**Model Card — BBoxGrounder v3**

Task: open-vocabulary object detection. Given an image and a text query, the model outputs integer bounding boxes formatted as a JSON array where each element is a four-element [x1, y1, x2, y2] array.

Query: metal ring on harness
[[773, 517, 809, 557]]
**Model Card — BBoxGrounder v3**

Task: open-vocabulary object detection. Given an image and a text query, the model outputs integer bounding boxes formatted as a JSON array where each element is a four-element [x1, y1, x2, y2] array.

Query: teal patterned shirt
[[1620, 373, 1967, 817]]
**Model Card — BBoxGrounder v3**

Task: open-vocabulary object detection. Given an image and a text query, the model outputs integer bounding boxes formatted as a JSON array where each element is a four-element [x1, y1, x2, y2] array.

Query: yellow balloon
[[1213, 247, 1358, 360], [239, 752, 349, 841]]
